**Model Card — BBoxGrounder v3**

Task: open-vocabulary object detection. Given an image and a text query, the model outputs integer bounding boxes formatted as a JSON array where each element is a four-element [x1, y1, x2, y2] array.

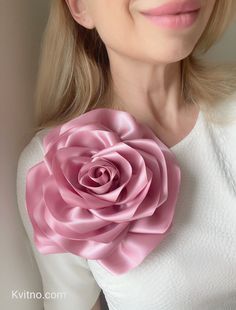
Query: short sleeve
[[16, 135, 102, 310]]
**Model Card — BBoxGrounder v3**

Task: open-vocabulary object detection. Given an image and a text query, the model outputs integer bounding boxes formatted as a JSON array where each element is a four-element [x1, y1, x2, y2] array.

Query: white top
[[16, 102, 236, 310]]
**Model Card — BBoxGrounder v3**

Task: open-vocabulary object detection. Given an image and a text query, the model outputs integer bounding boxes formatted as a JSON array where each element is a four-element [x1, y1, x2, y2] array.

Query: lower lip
[[142, 9, 200, 29]]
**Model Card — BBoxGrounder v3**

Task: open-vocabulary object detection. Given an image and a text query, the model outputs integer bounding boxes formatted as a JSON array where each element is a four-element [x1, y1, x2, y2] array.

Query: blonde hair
[[33, 0, 236, 134]]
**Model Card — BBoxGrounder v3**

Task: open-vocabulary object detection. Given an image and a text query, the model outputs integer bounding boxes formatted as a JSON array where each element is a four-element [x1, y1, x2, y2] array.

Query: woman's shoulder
[[207, 96, 236, 192], [17, 133, 44, 173], [19, 128, 51, 160], [208, 92, 236, 142], [35, 127, 52, 147], [221, 99, 236, 136], [16, 128, 52, 197]]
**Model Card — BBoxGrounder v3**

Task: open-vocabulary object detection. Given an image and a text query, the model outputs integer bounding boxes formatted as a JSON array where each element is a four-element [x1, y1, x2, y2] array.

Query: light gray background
[[1, 1, 235, 309]]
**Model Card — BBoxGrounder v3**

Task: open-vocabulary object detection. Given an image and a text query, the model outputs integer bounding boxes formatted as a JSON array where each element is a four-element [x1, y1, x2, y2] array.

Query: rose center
[[77, 159, 120, 194], [91, 166, 110, 185]]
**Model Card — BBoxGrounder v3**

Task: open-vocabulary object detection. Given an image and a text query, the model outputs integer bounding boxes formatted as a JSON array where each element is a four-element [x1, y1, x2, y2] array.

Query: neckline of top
[[36, 107, 204, 152], [170, 108, 203, 152]]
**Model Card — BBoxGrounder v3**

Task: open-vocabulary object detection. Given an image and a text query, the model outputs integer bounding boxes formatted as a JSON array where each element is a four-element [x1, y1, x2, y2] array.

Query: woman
[[16, 0, 236, 309]]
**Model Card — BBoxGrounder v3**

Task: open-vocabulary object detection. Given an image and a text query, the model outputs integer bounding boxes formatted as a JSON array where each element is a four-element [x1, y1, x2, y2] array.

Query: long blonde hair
[[33, 0, 236, 134]]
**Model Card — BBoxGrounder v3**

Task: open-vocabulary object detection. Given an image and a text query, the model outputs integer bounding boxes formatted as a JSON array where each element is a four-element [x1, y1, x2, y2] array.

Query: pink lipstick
[[141, 0, 201, 29]]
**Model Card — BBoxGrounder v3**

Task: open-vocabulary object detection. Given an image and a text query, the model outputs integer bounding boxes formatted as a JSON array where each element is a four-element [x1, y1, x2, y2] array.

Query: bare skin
[[109, 58, 201, 148], [66, 0, 215, 149]]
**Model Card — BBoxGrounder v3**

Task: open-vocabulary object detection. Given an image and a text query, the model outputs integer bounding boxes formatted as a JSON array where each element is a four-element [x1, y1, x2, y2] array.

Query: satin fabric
[[26, 108, 181, 275]]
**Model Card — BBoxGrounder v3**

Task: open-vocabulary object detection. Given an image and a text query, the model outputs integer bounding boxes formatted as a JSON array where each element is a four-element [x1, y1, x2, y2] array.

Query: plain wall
[[1, 1, 235, 309], [1, 1, 50, 309]]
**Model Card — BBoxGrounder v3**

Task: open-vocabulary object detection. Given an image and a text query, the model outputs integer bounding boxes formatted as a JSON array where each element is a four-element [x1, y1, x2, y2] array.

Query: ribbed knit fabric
[[16, 106, 236, 310]]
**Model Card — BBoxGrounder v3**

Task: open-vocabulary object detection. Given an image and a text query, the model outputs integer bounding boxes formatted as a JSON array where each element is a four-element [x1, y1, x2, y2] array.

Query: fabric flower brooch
[[26, 108, 181, 275]]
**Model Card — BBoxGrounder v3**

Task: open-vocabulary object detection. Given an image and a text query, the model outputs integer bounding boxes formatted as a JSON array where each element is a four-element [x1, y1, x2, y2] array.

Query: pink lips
[[141, 0, 201, 16], [141, 0, 201, 29]]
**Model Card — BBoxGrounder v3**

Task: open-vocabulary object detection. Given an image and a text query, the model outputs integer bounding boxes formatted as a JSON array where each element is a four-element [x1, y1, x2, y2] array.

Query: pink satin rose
[[26, 108, 181, 275]]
